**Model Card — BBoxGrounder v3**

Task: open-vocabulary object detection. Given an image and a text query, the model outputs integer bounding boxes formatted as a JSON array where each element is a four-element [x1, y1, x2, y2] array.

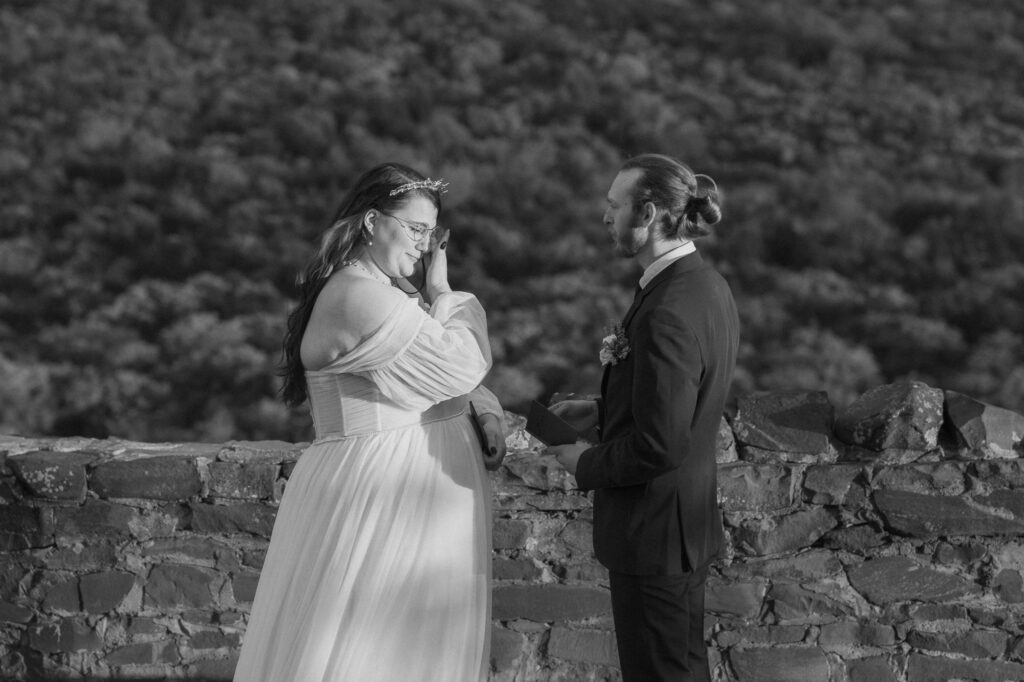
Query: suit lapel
[[622, 251, 705, 330], [600, 251, 705, 398]]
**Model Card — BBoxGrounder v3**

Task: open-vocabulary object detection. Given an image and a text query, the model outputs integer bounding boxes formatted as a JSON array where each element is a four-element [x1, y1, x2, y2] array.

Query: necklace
[[346, 260, 392, 286]]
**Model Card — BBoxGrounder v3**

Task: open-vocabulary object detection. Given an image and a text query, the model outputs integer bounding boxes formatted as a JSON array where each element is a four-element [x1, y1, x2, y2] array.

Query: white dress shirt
[[639, 241, 696, 290]]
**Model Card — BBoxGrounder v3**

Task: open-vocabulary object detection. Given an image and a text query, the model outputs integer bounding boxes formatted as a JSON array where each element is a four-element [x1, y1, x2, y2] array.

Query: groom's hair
[[621, 154, 721, 239]]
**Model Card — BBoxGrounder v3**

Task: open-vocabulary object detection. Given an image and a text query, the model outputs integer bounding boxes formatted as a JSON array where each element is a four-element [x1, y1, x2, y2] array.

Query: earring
[[363, 225, 373, 246]]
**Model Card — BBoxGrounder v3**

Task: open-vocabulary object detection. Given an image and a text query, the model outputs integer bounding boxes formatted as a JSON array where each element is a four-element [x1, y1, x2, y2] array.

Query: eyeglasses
[[379, 211, 439, 243]]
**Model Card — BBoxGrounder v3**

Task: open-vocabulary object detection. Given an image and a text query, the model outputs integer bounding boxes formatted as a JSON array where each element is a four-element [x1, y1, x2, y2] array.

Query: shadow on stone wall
[[2, 380, 1024, 681]]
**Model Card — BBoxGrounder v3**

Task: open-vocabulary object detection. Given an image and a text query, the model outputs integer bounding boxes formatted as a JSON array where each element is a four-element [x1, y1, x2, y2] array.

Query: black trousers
[[609, 566, 710, 682]]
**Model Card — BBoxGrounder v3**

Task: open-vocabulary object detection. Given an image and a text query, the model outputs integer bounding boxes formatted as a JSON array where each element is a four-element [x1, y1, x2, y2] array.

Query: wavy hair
[[279, 162, 444, 406], [622, 154, 722, 240]]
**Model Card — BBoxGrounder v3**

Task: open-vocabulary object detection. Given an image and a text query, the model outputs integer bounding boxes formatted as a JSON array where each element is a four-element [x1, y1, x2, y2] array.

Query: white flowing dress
[[233, 291, 500, 682]]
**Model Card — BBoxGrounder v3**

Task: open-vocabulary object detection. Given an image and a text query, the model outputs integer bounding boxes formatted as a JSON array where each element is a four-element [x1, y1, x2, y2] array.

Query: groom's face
[[604, 169, 647, 258]]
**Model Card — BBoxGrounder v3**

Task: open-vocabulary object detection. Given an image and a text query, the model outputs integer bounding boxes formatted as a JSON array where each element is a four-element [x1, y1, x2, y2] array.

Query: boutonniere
[[599, 323, 631, 366]]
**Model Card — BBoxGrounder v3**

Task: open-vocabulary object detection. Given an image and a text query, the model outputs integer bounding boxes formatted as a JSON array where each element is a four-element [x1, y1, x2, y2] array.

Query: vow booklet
[[525, 400, 580, 445]]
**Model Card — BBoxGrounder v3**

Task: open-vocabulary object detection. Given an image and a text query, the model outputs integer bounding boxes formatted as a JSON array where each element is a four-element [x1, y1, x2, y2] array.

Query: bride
[[233, 163, 506, 682]]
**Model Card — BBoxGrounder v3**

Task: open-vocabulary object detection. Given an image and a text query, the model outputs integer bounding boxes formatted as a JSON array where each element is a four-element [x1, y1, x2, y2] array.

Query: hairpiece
[[389, 178, 449, 197]]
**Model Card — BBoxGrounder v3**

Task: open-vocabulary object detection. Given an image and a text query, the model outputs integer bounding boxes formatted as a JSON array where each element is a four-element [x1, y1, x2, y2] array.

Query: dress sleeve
[[350, 292, 493, 411], [467, 384, 506, 431]]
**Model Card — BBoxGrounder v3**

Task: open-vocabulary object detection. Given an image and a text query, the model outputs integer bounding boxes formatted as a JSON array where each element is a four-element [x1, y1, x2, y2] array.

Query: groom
[[548, 154, 739, 682]]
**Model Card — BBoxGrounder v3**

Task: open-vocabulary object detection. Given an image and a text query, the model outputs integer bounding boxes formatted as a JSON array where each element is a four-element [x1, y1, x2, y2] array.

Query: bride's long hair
[[280, 162, 444, 406]]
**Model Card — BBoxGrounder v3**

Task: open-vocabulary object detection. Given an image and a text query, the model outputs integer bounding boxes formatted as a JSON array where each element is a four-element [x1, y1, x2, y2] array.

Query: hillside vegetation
[[2, 0, 1023, 441]]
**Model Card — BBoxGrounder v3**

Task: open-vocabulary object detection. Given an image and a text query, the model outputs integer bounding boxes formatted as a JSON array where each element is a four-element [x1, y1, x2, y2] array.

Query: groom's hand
[[549, 399, 599, 432], [547, 442, 588, 475]]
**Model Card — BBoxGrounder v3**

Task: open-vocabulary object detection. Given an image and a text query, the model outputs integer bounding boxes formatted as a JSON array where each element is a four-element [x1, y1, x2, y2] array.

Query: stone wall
[[2, 380, 1024, 682]]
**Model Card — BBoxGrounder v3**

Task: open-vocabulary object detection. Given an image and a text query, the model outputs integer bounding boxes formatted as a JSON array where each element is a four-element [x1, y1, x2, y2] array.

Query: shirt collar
[[639, 241, 696, 289]]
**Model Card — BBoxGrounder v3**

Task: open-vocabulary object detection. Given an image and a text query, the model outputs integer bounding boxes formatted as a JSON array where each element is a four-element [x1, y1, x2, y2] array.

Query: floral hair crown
[[389, 178, 449, 197]]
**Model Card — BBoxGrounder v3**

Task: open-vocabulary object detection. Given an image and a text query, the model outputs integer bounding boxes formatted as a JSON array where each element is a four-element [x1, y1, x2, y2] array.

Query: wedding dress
[[233, 292, 499, 682]]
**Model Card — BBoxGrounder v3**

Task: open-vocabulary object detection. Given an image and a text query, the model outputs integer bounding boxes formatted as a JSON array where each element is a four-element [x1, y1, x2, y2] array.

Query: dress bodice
[[303, 291, 493, 441], [306, 373, 466, 439]]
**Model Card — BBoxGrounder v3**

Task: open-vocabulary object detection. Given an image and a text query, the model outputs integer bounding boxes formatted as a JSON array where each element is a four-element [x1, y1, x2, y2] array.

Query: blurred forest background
[[1, 0, 1023, 442]]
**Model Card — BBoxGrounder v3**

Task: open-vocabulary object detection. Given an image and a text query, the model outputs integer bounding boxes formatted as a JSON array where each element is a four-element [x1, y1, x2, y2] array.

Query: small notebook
[[525, 400, 580, 445]]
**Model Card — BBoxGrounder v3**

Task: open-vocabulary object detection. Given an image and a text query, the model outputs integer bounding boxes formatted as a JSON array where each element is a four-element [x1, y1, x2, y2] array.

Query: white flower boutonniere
[[599, 323, 631, 367]]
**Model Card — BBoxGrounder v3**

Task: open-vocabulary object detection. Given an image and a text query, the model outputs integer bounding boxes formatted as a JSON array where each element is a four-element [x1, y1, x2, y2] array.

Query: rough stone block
[[820, 524, 887, 554], [718, 464, 794, 512], [42, 578, 80, 612], [558, 519, 593, 554], [848, 656, 898, 682], [493, 557, 542, 581], [803, 464, 863, 504], [770, 583, 855, 623], [0, 601, 34, 624], [43, 542, 119, 570], [7, 451, 91, 500], [141, 537, 219, 563], [90, 455, 201, 500], [105, 639, 180, 666], [835, 381, 944, 451], [875, 489, 1024, 537], [50, 500, 141, 539], [717, 416, 738, 464], [906, 628, 1008, 658], [28, 618, 102, 653], [730, 646, 830, 682], [218, 440, 304, 463], [490, 626, 526, 676], [127, 616, 165, 635], [732, 391, 837, 462], [993, 569, 1024, 603], [721, 549, 843, 582], [945, 390, 1024, 457], [187, 502, 277, 537], [189, 628, 241, 650], [819, 620, 896, 648], [846, 556, 980, 605], [705, 578, 767, 619], [208, 461, 277, 499], [492, 585, 611, 622], [0, 505, 54, 549], [502, 453, 576, 492], [906, 653, 1024, 682], [231, 572, 260, 604], [732, 508, 837, 556], [145, 564, 221, 610], [873, 462, 966, 495], [548, 626, 618, 666], [492, 519, 532, 550], [187, 655, 239, 680], [80, 571, 135, 613]]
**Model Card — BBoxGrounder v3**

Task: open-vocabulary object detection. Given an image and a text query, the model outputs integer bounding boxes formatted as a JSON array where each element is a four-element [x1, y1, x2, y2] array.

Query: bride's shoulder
[[317, 273, 411, 332]]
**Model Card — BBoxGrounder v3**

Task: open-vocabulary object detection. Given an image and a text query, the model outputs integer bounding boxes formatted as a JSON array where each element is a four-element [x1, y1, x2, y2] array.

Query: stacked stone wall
[[2, 381, 1024, 681]]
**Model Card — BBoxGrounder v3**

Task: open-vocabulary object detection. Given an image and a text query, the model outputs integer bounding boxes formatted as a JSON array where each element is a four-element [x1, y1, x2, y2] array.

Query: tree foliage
[[2, 0, 1023, 440]]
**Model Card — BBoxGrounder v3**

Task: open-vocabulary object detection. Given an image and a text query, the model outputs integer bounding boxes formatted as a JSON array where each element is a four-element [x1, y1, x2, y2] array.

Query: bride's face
[[367, 196, 439, 279]]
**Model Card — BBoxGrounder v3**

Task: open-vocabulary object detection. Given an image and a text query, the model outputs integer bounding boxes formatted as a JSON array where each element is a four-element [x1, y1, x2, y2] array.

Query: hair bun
[[686, 174, 722, 226]]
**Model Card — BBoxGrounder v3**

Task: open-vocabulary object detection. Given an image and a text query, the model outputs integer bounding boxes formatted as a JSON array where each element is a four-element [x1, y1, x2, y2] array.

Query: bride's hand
[[423, 228, 452, 304], [478, 412, 507, 471]]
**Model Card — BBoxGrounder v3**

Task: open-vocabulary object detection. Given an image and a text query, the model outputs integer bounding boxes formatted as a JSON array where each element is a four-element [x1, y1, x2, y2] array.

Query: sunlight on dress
[[233, 293, 499, 682]]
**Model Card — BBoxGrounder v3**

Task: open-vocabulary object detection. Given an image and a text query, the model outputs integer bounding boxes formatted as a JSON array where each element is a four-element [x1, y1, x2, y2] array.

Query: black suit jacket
[[575, 251, 739, 575]]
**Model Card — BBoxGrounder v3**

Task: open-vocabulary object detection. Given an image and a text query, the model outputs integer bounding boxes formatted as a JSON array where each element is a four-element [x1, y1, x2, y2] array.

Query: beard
[[611, 223, 648, 258]]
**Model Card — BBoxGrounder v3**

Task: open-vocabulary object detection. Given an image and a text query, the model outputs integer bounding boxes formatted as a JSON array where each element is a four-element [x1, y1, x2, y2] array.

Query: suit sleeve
[[574, 311, 702, 490]]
